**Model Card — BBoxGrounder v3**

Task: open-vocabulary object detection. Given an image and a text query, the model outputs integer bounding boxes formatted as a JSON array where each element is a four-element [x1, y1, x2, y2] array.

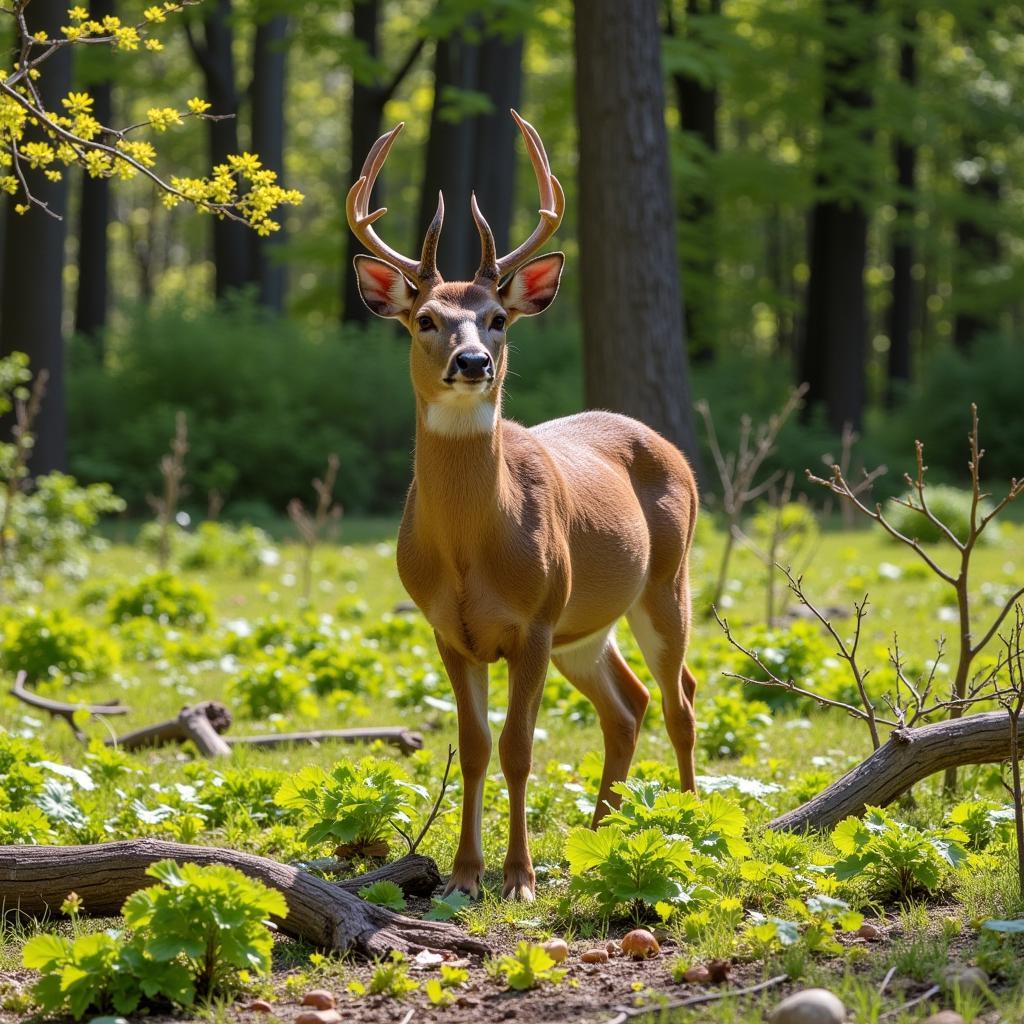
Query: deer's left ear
[[354, 255, 418, 322], [499, 252, 564, 320]]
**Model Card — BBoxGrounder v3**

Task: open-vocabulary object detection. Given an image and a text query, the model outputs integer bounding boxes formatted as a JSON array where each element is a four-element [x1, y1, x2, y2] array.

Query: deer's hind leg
[[627, 567, 698, 792], [552, 630, 651, 825]]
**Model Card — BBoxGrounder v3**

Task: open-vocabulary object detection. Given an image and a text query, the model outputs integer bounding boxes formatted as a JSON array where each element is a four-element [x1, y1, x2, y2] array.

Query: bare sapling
[[999, 604, 1024, 900], [819, 422, 887, 527], [808, 404, 1023, 789], [0, 366, 47, 573], [146, 411, 188, 570], [696, 384, 807, 609], [287, 453, 342, 603]]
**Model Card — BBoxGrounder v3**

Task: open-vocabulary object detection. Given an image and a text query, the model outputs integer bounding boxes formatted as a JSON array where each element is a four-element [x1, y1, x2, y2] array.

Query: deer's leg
[[499, 629, 551, 901], [553, 632, 650, 826], [628, 573, 698, 793], [436, 636, 491, 899]]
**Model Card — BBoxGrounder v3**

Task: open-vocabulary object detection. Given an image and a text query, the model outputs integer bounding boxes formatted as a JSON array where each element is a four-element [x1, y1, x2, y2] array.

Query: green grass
[[1, 515, 1023, 1021]]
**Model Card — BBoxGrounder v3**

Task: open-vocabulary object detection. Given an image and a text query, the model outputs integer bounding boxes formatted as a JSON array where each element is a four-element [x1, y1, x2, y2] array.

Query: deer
[[346, 110, 700, 902]]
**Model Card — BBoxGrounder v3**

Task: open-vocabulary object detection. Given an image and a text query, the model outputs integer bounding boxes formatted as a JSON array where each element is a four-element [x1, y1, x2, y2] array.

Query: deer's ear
[[499, 252, 564, 320], [354, 255, 418, 321]]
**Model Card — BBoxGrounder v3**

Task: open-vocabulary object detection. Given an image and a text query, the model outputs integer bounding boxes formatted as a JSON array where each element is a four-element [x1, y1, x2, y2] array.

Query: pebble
[[942, 966, 989, 996], [301, 990, 336, 1010], [682, 965, 711, 984], [295, 1011, 342, 1024], [620, 928, 661, 959], [243, 1000, 273, 1013], [581, 947, 610, 963], [542, 937, 569, 963], [768, 987, 847, 1024], [856, 923, 882, 941], [922, 1013, 966, 1024]]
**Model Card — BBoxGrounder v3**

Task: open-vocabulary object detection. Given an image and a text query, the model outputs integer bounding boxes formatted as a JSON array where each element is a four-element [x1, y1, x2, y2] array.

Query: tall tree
[[186, 0, 250, 298], [574, 0, 701, 466], [0, 3, 72, 471], [249, 11, 289, 312], [341, 0, 425, 324], [886, 1, 917, 404], [74, 0, 115, 352], [798, 0, 878, 433]]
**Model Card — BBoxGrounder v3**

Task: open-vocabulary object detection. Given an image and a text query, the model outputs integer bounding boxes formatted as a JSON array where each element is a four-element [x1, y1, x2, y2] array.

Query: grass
[[1, 515, 1023, 1021]]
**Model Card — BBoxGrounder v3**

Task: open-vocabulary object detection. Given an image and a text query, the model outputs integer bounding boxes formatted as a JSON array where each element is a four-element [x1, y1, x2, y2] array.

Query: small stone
[[682, 965, 711, 984], [542, 938, 569, 963], [243, 1000, 273, 1013], [582, 947, 610, 963], [295, 1011, 342, 1024], [922, 1013, 965, 1024], [942, 966, 989, 997], [301, 990, 336, 1010], [768, 988, 846, 1024], [856, 923, 882, 941], [620, 928, 660, 959]]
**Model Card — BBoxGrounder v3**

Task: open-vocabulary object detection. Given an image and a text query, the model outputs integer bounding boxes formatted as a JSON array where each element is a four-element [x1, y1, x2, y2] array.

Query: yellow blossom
[[147, 107, 182, 132], [62, 91, 94, 116], [187, 97, 211, 115], [144, 5, 166, 22]]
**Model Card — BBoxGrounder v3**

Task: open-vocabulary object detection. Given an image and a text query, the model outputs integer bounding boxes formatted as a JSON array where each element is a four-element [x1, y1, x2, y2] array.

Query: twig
[[9, 670, 129, 741], [408, 745, 457, 855], [288, 454, 342, 603], [878, 984, 940, 1021], [604, 974, 788, 1024], [878, 964, 897, 997]]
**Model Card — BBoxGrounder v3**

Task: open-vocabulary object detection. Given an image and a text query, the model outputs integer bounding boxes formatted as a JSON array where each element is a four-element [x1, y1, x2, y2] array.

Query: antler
[[346, 122, 444, 286], [473, 109, 565, 285]]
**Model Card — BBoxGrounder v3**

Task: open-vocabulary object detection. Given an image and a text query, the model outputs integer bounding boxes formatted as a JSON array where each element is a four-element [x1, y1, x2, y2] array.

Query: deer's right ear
[[354, 255, 418, 321]]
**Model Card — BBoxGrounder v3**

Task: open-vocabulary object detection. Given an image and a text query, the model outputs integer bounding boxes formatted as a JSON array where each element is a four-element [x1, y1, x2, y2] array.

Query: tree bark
[[0, 3, 72, 472], [574, 0, 701, 468], [886, 4, 917, 405], [768, 711, 1020, 832], [74, 0, 115, 353], [187, 0, 250, 299], [798, 0, 877, 433], [249, 13, 289, 312], [0, 840, 488, 956]]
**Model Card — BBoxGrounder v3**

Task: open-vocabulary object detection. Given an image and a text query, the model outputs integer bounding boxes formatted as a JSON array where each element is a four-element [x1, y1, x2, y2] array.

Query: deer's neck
[[413, 393, 506, 544]]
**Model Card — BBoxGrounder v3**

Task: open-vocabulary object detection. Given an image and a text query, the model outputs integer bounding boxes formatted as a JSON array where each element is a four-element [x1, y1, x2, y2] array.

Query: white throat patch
[[424, 398, 497, 438]]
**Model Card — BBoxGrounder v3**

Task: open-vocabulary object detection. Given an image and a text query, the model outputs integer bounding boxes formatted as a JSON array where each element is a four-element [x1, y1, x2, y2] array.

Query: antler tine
[[471, 192, 499, 284], [345, 122, 427, 283], [419, 191, 445, 284], [493, 109, 565, 279]]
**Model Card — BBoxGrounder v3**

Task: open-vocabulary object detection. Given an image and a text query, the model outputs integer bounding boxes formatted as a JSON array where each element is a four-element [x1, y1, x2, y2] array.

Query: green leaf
[[982, 919, 1024, 933], [358, 880, 406, 911], [424, 891, 472, 922]]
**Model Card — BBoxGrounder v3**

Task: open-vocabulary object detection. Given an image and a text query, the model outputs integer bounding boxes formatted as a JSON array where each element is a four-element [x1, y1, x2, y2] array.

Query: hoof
[[443, 863, 483, 900], [501, 866, 536, 901]]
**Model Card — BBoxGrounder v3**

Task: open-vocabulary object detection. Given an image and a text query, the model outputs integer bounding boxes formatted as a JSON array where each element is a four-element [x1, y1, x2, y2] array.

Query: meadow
[[0, 506, 1022, 1024]]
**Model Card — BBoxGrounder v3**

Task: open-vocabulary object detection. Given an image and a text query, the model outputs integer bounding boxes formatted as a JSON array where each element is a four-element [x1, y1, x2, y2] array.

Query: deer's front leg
[[436, 636, 491, 899], [499, 629, 552, 901]]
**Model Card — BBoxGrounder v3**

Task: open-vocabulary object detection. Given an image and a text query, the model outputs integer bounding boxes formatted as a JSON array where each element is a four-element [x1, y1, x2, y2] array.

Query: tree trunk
[[74, 0, 114, 354], [574, 0, 702, 468], [953, 163, 1001, 349], [798, 0, 877, 433], [188, 0, 250, 299], [249, 14, 289, 312], [0, 3, 72, 472], [669, 0, 720, 364], [0, 840, 488, 956]]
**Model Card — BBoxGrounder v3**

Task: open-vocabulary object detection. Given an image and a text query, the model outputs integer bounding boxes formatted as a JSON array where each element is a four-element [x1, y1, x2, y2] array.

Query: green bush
[[227, 659, 317, 718], [0, 607, 119, 684], [106, 571, 213, 628], [884, 485, 998, 545], [139, 520, 276, 574]]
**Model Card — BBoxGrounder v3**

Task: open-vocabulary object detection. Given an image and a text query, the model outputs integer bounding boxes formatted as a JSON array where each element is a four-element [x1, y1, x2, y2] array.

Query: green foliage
[[946, 800, 1016, 851], [0, 805, 52, 843], [139, 520, 276, 575], [0, 607, 119, 684], [273, 756, 426, 849], [228, 658, 317, 718], [358, 880, 406, 911], [365, 951, 418, 998], [485, 942, 566, 991], [831, 806, 969, 901], [425, 964, 469, 1006], [106, 572, 213, 628], [423, 890, 472, 922], [699, 690, 772, 759], [746, 895, 863, 957], [885, 485, 997, 546]]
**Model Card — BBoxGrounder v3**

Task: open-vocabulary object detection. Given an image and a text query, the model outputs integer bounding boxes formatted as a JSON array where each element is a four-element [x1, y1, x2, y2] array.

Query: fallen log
[[0, 839, 486, 957], [228, 726, 424, 756], [10, 671, 129, 741], [108, 701, 233, 757], [769, 710, 1019, 832]]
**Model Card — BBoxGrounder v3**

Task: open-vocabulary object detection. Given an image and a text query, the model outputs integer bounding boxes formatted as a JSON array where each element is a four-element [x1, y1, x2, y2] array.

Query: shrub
[[139, 520, 276, 574], [885, 485, 998, 546], [0, 607, 119, 684], [227, 659, 316, 718], [106, 572, 213, 628], [699, 691, 772, 759]]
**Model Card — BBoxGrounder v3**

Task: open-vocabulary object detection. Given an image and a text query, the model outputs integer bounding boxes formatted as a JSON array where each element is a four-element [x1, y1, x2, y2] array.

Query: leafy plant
[[746, 895, 863, 956], [486, 942, 566, 991], [424, 890, 473, 922], [106, 571, 213, 628], [699, 690, 772, 758], [366, 951, 418, 998], [0, 607, 119, 684], [0, 805, 52, 843], [228, 659, 317, 718], [886, 484, 998, 546], [831, 806, 968, 901], [358, 880, 406, 911], [274, 756, 426, 852], [946, 800, 1016, 851], [425, 964, 469, 1006]]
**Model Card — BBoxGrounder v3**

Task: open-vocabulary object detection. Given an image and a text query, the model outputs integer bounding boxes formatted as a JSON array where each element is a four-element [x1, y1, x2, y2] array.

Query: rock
[[301, 990, 336, 1010], [542, 938, 569, 963], [620, 928, 660, 959], [243, 1001, 273, 1013], [412, 949, 444, 970], [768, 988, 846, 1024], [922, 1013, 965, 1024], [295, 1012, 342, 1024], [855, 923, 882, 941], [682, 965, 711, 984], [942, 966, 989, 997], [582, 947, 609, 963]]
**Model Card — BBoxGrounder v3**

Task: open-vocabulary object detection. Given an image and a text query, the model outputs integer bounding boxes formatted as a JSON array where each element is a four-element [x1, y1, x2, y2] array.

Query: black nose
[[455, 350, 492, 379]]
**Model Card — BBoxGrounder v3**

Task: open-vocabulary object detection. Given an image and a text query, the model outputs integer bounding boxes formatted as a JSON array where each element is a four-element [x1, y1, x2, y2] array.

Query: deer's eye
[[491, 314, 507, 332], [416, 315, 435, 332]]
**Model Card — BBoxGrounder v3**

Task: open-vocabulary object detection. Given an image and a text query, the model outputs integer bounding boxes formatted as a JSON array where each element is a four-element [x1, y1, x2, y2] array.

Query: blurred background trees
[[2, 0, 1021, 518]]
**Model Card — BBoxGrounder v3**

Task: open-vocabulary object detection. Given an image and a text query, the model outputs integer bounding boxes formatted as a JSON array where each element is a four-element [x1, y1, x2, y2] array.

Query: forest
[[0, 2, 1023, 1024]]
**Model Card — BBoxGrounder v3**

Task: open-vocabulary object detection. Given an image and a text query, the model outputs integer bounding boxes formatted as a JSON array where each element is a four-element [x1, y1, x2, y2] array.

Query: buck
[[346, 111, 699, 901]]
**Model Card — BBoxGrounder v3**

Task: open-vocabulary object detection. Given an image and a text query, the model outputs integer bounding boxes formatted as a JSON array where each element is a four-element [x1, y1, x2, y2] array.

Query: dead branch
[[226, 726, 424, 757], [9, 671, 129, 741], [0, 839, 487, 957], [605, 974, 789, 1024], [106, 700, 232, 757]]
